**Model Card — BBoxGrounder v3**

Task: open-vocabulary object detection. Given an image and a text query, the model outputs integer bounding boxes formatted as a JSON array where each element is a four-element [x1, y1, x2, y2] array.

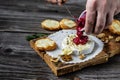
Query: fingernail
[[94, 31, 100, 35], [85, 28, 92, 35], [104, 26, 109, 29], [85, 30, 91, 35], [58, 2, 61, 6]]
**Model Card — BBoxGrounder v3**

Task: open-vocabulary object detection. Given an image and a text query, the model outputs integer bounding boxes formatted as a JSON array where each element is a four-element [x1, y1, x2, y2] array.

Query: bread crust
[[109, 20, 120, 35], [60, 19, 76, 29], [35, 38, 57, 51], [41, 19, 61, 31]]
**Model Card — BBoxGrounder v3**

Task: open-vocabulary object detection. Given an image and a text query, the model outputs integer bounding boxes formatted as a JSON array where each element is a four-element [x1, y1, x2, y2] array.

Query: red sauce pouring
[[73, 11, 88, 45]]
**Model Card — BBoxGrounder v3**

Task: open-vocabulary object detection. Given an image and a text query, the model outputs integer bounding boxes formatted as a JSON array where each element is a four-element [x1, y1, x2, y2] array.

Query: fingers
[[47, 0, 66, 5], [85, 11, 96, 34], [47, 0, 57, 4], [57, 0, 62, 5], [94, 12, 106, 34], [105, 10, 114, 29], [85, 0, 119, 35], [85, 0, 97, 34]]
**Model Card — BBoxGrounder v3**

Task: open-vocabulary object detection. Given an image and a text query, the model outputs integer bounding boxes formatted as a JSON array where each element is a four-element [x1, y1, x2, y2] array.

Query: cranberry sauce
[[73, 11, 88, 45]]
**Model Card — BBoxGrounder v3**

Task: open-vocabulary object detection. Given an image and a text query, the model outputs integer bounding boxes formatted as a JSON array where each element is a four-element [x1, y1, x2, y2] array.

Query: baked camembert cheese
[[61, 34, 95, 56]]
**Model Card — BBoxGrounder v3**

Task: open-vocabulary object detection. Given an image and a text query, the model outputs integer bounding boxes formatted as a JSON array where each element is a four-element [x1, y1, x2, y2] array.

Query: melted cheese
[[62, 34, 95, 55]]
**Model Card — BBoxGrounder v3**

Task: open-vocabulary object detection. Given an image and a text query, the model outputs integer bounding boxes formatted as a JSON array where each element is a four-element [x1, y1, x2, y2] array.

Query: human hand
[[85, 0, 120, 34], [47, 0, 67, 5]]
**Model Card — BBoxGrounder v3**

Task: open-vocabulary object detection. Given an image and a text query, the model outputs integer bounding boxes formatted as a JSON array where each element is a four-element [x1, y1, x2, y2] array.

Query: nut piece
[[115, 36, 120, 42], [61, 55, 72, 62], [101, 38, 105, 42], [104, 37, 109, 43], [108, 35, 114, 40], [97, 33, 105, 38], [79, 54, 86, 60], [97, 33, 114, 43], [105, 39, 109, 43]]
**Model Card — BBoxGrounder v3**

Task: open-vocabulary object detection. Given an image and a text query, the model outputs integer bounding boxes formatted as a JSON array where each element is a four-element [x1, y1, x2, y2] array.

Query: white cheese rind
[[62, 34, 95, 55]]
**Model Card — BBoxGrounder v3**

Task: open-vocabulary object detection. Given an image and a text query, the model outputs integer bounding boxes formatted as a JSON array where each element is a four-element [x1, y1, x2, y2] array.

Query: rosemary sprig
[[26, 33, 49, 41]]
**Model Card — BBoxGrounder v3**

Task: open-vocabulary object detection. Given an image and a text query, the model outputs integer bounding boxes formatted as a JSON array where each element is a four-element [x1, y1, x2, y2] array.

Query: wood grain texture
[[0, 0, 120, 80]]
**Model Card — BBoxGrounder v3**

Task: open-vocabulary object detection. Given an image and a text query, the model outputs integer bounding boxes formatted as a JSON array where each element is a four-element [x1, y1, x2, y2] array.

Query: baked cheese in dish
[[46, 30, 104, 63]]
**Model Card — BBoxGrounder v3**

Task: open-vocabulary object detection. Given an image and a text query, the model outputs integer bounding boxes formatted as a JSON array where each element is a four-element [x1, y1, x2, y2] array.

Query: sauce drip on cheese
[[73, 11, 88, 45]]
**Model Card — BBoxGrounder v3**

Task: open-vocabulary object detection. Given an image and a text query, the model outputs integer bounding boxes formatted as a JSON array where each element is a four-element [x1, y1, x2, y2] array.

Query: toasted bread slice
[[41, 19, 60, 31], [35, 38, 57, 51], [109, 20, 120, 35], [60, 19, 77, 29]]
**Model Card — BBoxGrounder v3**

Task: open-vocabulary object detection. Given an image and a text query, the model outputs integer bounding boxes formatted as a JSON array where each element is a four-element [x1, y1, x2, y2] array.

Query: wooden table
[[0, 0, 120, 80]]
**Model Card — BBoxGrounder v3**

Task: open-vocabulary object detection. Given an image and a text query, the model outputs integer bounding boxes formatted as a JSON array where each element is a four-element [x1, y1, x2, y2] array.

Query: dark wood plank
[[0, 0, 119, 33], [0, 0, 120, 80], [0, 32, 58, 80], [0, 0, 86, 33], [0, 32, 120, 80]]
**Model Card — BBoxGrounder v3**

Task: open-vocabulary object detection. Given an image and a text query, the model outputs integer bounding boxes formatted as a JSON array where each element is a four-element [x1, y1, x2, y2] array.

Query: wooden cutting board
[[30, 29, 120, 76]]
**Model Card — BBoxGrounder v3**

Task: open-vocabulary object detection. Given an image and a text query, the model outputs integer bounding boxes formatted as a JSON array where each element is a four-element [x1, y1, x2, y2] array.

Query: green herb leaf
[[26, 33, 49, 41]]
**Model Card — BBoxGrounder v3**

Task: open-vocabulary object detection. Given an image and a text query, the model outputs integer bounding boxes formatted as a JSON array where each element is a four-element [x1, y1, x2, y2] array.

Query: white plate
[[46, 30, 104, 64]]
